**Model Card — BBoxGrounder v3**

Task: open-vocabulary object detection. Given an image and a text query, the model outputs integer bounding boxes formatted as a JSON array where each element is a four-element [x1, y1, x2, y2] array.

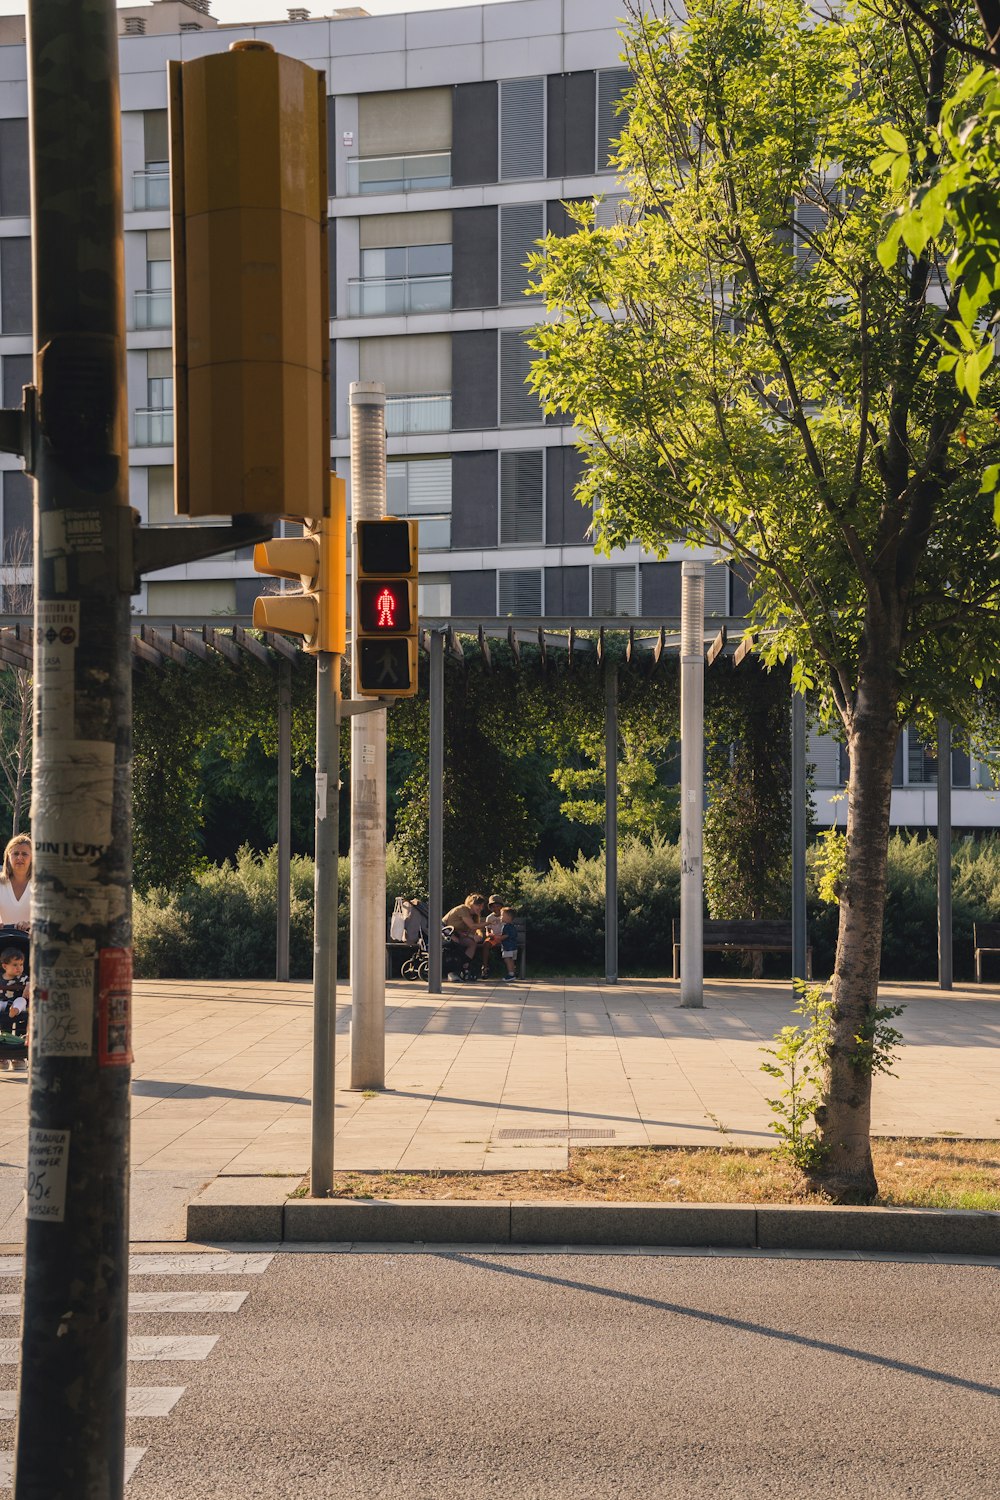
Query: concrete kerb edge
[[185, 1196, 1000, 1254]]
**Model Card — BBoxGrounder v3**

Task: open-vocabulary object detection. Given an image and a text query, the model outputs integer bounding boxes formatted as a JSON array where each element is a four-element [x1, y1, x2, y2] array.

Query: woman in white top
[[0, 836, 31, 931]]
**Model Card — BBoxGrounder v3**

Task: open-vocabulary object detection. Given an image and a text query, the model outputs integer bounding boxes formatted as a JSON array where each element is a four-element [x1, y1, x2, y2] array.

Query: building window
[[136, 350, 173, 447], [498, 568, 542, 616], [350, 243, 452, 316], [592, 565, 637, 617], [597, 67, 630, 172], [500, 77, 545, 181], [499, 202, 544, 305], [136, 229, 172, 329], [386, 457, 451, 550], [0, 119, 30, 219], [418, 575, 451, 616], [499, 450, 543, 545], [499, 329, 541, 426]]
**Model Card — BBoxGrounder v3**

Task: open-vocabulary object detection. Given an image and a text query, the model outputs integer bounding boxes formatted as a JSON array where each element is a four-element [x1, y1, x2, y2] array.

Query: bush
[[134, 833, 1000, 982]]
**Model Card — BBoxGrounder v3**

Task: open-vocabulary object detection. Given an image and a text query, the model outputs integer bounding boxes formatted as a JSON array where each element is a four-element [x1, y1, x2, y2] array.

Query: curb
[[186, 1195, 1000, 1255]]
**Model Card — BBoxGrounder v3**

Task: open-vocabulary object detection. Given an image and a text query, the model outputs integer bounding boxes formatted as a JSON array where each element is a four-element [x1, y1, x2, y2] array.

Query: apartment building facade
[[0, 0, 994, 826]]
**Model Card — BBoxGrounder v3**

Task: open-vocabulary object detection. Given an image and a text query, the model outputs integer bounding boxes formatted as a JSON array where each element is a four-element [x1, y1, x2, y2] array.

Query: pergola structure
[[0, 609, 956, 995]]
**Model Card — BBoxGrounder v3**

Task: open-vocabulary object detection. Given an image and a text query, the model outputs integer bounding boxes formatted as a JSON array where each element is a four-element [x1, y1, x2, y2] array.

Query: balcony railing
[[384, 393, 451, 435], [346, 275, 451, 317], [347, 151, 451, 196], [133, 169, 170, 212], [134, 289, 172, 330], [135, 408, 173, 447]]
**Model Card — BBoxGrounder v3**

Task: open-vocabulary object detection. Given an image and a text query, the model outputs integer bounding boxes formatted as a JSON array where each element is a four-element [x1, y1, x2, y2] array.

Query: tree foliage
[[525, 0, 1000, 1198]]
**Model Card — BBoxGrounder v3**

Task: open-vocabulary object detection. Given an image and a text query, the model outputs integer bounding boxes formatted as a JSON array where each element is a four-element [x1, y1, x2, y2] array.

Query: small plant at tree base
[[761, 984, 834, 1171], [761, 984, 906, 1175]]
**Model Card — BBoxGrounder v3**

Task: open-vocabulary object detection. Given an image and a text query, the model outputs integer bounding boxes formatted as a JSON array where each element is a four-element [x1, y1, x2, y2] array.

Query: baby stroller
[[390, 899, 468, 982], [0, 925, 29, 1069]]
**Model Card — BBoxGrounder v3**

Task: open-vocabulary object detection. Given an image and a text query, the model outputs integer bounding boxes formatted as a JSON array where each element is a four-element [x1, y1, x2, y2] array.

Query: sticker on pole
[[34, 948, 95, 1057], [99, 947, 133, 1066], [26, 1128, 70, 1223]]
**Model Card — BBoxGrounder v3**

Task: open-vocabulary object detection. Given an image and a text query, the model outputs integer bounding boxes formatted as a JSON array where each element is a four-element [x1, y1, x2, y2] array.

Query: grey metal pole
[[276, 657, 292, 982], [349, 381, 387, 1089], [679, 561, 705, 1007], [605, 661, 619, 985], [17, 1, 132, 1493], [791, 688, 808, 987], [311, 652, 340, 1196], [937, 716, 953, 991], [428, 629, 444, 995]]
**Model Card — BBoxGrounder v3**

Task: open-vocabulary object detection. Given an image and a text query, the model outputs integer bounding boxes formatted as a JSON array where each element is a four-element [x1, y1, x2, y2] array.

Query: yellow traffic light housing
[[170, 41, 329, 521], [354, 517, 419, 697], [252, 477, 346, 654]]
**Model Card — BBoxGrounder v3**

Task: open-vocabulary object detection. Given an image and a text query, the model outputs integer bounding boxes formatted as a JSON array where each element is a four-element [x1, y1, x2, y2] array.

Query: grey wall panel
[[451, 569, 496, 615], [548, 72, 596, 178], [639, 561, 681, 616], [0, 119, 29, 218], [453, 206, 498, 310], [728, 562, 753, 618], [452, 450, 498, 549], [545, 446, 590, 544], [0, 238, 31, 334], [544, 565, 589, 616], [328, 217, 336, 316], [2, 469, 32, 561], [452, 82, 498, 186], [546, 197, 588, 239], [2, 353, 31, 410], [452, 330, 497, 430], [328, 339, 337, 434]]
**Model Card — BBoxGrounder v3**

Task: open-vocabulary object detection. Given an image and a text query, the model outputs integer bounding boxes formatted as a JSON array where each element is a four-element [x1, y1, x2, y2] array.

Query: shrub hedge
[[133, 834, 1000, 982]]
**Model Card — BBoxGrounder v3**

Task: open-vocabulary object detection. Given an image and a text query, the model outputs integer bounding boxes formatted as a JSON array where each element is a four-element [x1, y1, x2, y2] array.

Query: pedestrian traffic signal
[[252, 477, 346, 654], [354, 517, 418, 697], [170, 41, 329, 520]]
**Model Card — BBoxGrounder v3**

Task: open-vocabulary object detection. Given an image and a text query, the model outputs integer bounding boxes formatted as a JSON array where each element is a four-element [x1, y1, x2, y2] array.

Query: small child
[[499, 907, 519, 982], [0, 946, 28, 1071]]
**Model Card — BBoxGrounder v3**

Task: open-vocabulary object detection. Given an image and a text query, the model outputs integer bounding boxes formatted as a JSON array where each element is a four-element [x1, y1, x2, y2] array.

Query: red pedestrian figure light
[[376, 586, 397, 628]]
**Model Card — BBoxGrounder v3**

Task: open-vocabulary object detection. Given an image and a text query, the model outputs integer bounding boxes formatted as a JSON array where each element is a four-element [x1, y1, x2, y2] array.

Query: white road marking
[[0, 1290, 249, 1314], [0, 1449, 146, 1486], [0, 1386, 185, 1418], [0, 1335, 218, 1364], [0, 1252, 273, 1278]]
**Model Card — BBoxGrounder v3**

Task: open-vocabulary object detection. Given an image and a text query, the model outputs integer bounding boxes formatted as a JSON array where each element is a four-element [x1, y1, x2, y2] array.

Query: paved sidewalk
[[0, 975, 997, 1239]]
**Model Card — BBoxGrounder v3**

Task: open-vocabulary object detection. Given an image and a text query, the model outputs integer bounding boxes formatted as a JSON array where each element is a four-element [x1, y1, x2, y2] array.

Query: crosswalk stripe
[[0, 1449, 146, 1486], [0, 1388, 185, 1418], [0, 1253, 273, 1278], [0, 1290, 249, 1314], [0, 1335, 218, 1364]]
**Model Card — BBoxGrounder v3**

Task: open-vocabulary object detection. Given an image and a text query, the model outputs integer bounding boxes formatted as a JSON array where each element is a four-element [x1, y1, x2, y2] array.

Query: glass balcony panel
[[347, 152, 451, 196], [133, 170, 170, 212], [415, 516, 450, 550], [135, 408, 173, 447], [345, 276, 451, 317], [134, 289, 172, 330], [384, 393, 451, 435]]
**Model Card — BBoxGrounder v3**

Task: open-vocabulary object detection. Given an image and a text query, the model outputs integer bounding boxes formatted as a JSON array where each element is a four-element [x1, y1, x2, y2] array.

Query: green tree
[[527, 0, 1000, 1199]]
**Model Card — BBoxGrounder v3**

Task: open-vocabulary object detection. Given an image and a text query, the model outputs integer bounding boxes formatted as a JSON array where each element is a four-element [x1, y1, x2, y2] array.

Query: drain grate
[[496, 1128, 616, 1141]]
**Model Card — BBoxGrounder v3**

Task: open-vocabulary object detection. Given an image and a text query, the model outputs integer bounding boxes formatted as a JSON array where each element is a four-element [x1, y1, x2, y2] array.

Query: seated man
[[480, 894, 504, 979], [442, 893, 486, 981]]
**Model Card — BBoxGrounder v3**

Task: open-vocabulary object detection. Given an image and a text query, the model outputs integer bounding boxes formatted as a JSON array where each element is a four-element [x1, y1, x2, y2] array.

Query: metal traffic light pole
[[17, 1, 132, 1493]]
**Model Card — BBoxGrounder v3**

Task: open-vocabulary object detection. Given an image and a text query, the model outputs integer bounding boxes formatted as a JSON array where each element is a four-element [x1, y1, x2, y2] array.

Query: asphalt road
[[107, 1250, 1000, 1498]]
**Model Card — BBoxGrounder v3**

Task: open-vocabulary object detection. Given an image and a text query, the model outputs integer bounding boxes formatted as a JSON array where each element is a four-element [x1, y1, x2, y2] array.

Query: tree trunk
[[812, 681, 900, 1202], [11, 670, 30, 834]]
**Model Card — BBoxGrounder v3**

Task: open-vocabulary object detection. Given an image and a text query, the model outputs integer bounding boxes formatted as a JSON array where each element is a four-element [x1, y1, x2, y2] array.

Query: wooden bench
[[973, 922, 1000, 982], [385, 920, 528, 980], [672, 919, 812, 979]]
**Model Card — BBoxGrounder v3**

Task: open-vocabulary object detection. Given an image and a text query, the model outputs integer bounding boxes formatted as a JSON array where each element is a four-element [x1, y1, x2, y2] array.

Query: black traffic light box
[[354, 517, 419, 697]]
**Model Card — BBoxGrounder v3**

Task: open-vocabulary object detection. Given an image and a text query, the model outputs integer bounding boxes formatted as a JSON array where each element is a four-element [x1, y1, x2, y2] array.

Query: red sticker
[[98, 948, 133, 1066]]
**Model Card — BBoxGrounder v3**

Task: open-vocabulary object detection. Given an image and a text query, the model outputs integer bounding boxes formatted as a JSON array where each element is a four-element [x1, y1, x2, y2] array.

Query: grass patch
[[301, 1139, 1000, 1209]]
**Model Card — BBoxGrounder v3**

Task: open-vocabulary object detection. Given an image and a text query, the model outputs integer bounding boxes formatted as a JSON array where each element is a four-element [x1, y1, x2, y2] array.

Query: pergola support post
[[937, 716, 953, 991], [276, 657, 291, 982], [791, 687, 808, 988], [679, 562, 705, 1008], [605, 660, 618, 986], [428, 630, 444, 995]]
